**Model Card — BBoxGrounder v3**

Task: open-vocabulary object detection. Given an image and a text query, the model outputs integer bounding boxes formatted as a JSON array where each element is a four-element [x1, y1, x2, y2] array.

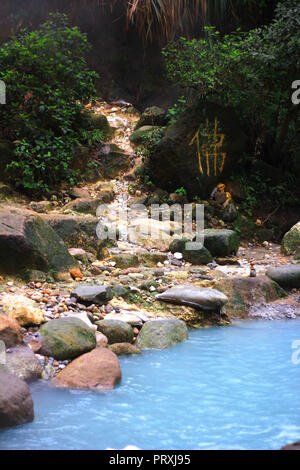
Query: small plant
[[166, 96, 187, 124], [175, 186, 187, 198]]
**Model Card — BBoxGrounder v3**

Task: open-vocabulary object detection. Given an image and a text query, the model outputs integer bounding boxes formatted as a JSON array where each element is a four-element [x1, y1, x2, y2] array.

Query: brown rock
[[70, 268, 83, 280], [0, 314, 21, 347], [95, 331, 108, 347], [27, 337, 42, 353], [108, 343, 141, 356], [53, 347, 121, 390]]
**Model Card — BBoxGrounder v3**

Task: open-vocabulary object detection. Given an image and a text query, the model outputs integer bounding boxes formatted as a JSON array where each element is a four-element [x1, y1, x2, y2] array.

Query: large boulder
[[149, 101, 247, 198], [203, 229, 239, 256], [213, 276, 286, 318], [62, 196, 113, 215], [156, 285, 228, 312], [0, 365, 34, 428], [137, 318, 188, 349], [0, 314, 21, 347], [96, 320, 134, 345], [266, 266, 300, 288], [108, 343, 141, 356], [5, 346, 43, 382], [96, 144, 133, 180], [281, 222, 300, 255], [71, 285, 113, 306], [41, 213, 106, 257], [38, 317, 96, 360], [53, 347, 121, 390], [0, 206, 78, 275], [1, 294, 45, 326], [169, 238, 213, 265]]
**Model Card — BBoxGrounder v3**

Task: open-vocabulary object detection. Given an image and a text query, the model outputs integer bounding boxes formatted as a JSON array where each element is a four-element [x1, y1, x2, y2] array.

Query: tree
[[162, 0, 300, 168]]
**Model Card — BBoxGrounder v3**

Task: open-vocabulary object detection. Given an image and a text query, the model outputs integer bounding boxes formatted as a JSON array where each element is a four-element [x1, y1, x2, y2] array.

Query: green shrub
[[0, 13, 99, 193]]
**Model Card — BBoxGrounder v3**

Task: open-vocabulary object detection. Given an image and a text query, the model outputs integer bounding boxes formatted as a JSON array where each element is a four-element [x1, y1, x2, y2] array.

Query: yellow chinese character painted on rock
[[189, 118, 226, 176]]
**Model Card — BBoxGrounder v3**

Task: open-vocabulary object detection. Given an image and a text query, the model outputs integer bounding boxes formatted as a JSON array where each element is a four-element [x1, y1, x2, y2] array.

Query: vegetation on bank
[[0, 14, 100, 193]]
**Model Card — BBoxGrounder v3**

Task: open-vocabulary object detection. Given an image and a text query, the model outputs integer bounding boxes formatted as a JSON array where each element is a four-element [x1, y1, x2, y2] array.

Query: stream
[[1, 319, 300, 450]]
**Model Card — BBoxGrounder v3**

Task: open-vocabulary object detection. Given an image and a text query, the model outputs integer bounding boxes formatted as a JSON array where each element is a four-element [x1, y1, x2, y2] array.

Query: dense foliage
[[163, 0, 300, 171], [0, 14, 100, 193]]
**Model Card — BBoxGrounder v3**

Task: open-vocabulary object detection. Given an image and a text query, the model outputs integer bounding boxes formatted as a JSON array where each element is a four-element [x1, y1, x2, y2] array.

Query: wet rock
[[156, 285, 228, 311], [5, 346, 43, 382], [281, 222, 300, 255], [0, 365, 34, 428], [96, 319, 134, 344], [38, 317, 96, 360], [71, 285, 113, 306], [203, 229, 239, 256], [108, 343, 141, 356], [1, 294, 45, 326], [137, 318, 188, 349], [97, 144, 132, 180], [0, 206, 78, 275], [53, 347, 121, 390], [266, 265, 300, 288], [0, 314, 21, 347]]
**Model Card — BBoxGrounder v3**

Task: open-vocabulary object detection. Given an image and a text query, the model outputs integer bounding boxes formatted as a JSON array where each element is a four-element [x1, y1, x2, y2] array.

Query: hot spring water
[[1, 319, 300, 450]]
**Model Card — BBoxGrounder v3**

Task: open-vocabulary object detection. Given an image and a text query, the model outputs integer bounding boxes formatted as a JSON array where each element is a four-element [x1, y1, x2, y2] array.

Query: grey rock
[[71, 285, 113, 305], [266, 265, 300, 288], [137, 318, 188, 349], [6, 346, 43, 382], [156, 284, 228, 311]]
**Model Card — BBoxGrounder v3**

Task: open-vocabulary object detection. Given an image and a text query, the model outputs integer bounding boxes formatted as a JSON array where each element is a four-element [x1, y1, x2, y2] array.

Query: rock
[[96, 319, 134, 344], [69, 268, 83, 280], [108, 343, 141, 356], [203, 229, 239, 256], [25, 269, 48, 282], [281, 440, 300, 450], [29, 201, 52, 213], [266, 265, 300, 288], [1, 294, 45, 326], [90, 112, 113, 138], [111, 285, 129, 298], [53, 347, 121, 390], [137, 318, 188, 349], [149, 101, 247, 198], [71, 285, 113, 306], [130, 126, 163, 146], [5, 346, 43, 382], [156, 285, 228, 311], [0, 314, 21, 347], [128, 218, 181, 251], [97, 144, 132, 180], [281, 222, 300, 255], [41, 213, 105, 258], [213, 276, 285, 318], [169, 238, 213, 265], [104, 312, 143, 327], [0, 365, 34, 428], [65, 311, 97, 331], [135, 106, 167, 129], [62, 197, 107, 215], [69, 187, 90, 199], [0, 206, 78, 275], [95, 331, 108, 347], [68, 248, 90, 265], [110, 254, 139, 269], [38, 317, 96, 360]]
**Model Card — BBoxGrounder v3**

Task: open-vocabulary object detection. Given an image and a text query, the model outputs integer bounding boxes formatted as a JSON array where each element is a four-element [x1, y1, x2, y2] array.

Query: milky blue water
[[1, 319, 300, 450]]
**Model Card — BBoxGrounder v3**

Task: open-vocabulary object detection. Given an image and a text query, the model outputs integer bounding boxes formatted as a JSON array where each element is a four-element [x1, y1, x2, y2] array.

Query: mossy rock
[[135, 106, 167, 129], [169, 238, 213, 265], [130, 126, 163, 146], [281, 222, 300, 255], [90, 113, 113, 138], [38, 317, 96, 360], [96, 320, 134, 345], [203, 229, 239, 256], [137, 318, 188, 349]]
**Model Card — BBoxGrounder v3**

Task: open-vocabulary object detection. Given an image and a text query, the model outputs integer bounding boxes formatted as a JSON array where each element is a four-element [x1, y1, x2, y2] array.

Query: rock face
[[0, 314, 21, 347], [5, 346, 43, 382], [169, 238, 213, 265], [0, 206, 78, 275], [149, 101, 247, 198], [0, 365, 34, 428], [96, 320, 134, 344], [53, 347, 121, 390], [71, 285, 113, 306], [1, 294, 45, 326], [266, 266, 300, 288], [156, 285, 228, 311], [281, 222, 300, 255], [137, 318, 188, 349], [108, 343, 141, 356], [213, 276, 286, 318], [203, 229, 239, 256], [38, 317, 96, 360]]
